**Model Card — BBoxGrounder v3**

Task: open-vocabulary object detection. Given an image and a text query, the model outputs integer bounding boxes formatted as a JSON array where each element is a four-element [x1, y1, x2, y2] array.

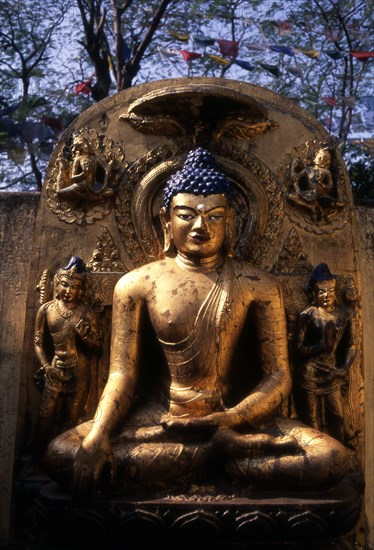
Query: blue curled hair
[[163, 148, 232, 211]]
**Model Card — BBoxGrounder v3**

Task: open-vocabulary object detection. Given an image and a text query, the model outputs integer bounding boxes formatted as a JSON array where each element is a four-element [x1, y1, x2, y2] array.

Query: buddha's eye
[[208, 214, 223, 221], [178, 214, 194, 221]]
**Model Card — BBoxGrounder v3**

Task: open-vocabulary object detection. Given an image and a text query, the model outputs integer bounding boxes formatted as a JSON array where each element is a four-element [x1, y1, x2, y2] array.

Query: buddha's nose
[[194, 215, 208, 230]]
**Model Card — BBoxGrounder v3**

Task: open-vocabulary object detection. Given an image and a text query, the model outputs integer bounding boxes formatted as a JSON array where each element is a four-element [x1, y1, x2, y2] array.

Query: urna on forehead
[[163, 148, 232, 211]]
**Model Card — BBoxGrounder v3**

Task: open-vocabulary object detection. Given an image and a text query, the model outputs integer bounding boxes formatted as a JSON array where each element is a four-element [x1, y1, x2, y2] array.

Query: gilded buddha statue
[[44, 148, 348, 495]]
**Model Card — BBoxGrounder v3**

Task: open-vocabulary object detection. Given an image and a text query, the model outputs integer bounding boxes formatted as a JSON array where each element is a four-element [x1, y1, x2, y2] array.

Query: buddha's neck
[[175, 252, 224, 273]]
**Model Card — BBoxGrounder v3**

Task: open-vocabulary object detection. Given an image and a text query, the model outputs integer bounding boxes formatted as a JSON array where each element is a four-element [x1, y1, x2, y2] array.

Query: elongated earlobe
[[160, 207, 174, 255]]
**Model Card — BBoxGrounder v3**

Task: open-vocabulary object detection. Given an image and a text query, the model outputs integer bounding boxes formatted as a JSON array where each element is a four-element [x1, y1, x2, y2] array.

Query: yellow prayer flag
[[169, 30, 190, 42], [296, 48, 319, 59], [206, 54, 231, 66]]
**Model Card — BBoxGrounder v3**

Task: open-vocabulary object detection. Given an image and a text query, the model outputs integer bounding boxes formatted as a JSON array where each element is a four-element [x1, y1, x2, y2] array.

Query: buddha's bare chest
[[146, 272, 217, 342]]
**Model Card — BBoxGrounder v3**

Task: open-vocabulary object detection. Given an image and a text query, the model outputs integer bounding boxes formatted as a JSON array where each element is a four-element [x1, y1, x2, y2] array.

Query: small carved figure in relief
[[33, 257, 102, 455], [293, 263, 356, 443], [45, 149, 348, 495], [288, 147, 345, 220], [54, 134, 115, 200]]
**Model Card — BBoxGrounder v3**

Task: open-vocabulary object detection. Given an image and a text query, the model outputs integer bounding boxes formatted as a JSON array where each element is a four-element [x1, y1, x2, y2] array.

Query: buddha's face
[[314, 279, 336, 309], [170, 193, 228, 259], [57, 275, 83, 303]]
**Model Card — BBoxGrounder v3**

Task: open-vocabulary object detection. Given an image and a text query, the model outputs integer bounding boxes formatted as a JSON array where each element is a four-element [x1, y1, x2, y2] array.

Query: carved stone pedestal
[[25, 476, 362, 549]]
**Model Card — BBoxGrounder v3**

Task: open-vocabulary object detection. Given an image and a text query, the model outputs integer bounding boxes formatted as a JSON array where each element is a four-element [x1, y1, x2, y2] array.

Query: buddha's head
[[55, 256, 86, 303], [309, 263, 337, 310], [160, 149, 235, 260]]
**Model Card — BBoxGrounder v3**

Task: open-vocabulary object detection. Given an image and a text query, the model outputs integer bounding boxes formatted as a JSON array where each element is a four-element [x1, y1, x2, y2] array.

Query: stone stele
[[5, 78, 368, 548]]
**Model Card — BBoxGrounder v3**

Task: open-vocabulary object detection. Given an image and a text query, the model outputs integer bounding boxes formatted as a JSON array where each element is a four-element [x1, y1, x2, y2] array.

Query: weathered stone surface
[[0, 192, 39, 547]]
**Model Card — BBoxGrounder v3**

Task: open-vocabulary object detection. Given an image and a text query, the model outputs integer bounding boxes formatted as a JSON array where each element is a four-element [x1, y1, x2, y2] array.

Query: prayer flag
[[270, 44, 294, 56], [279, 21, 292, 36], [244, 42, 268, 52], [325, 50, 344, 60], [286, 65, 303, 77], [217, 39, 239, 57], [234, 59, 255, 71], [324, 28, 343, 42], [321, 96, 337, 106], [341, 97, 356, 108], [259, 63, 281, 77], [169, 30, 189, 42], [350, 51, 374, 61], [157, 46, 180, 58], [193, 34, 216, 47], [296, 48, 319, 59], [75, 79, 92, 96], [180, 50, 201, 62], [206, 54, 231, 66]]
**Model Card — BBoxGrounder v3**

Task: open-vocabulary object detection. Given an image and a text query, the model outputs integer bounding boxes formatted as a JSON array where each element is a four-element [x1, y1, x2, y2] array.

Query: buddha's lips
[[190, 233, 210, 243]]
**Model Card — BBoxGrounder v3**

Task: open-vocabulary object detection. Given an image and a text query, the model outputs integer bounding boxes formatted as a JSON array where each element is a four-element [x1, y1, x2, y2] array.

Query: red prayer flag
[[321, 96, 337, 106], [217, 39, 239, 58], [279, 21, 292, 36], [350, 51, 374, 61], [75, 79, 92, 96], [180, 50, 201, 62]]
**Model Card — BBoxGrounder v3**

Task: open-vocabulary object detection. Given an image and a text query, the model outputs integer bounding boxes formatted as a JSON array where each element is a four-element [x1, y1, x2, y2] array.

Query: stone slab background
[[0, 193, 39, 548], [0, 193, 373, 548]]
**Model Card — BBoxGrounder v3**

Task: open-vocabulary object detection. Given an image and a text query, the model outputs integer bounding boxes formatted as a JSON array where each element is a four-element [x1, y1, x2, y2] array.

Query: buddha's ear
[[159, 207, 173, 255]]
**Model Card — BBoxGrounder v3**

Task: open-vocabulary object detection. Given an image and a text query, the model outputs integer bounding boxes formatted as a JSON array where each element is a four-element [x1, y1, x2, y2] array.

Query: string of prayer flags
[[269, 44, 294, 56], [245, 42, 268, 52], [206, 54, 231, 65], [180, 50, 201, 62], [217, 39, 239, 57], [193, 34, 216, 47], [296, 48, 319, 59], [75, 79, 92, 96], [350, 51, 374, 61], [321, 96, 337, 106], [234, 59, 255, 71], [259, 63, 281, 77], [169, 30, 189, 42]]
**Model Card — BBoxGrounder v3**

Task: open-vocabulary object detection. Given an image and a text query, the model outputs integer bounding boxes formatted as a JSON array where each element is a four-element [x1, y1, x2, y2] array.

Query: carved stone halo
[[115, 143, 284, 270]]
